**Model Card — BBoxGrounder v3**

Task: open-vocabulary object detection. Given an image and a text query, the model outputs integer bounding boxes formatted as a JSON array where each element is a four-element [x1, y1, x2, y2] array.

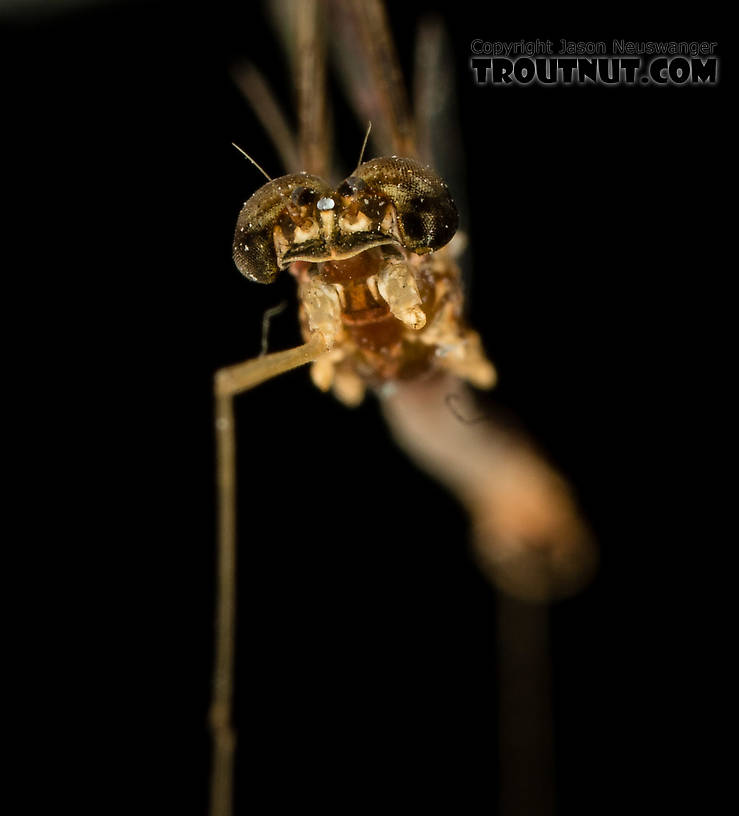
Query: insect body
[[232, 156, 495, 405], [210, 4, 594, 816]]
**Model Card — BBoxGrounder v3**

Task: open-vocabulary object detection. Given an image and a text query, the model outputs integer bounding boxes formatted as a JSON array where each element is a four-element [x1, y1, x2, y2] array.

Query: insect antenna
[[355, 121, 372, 170], [231, 142, 273, 182], [231, 142, 297, 213]]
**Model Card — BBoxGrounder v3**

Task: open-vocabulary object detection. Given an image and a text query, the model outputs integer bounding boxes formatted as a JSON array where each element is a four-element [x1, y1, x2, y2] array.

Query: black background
[[4, 1, 730, 813]]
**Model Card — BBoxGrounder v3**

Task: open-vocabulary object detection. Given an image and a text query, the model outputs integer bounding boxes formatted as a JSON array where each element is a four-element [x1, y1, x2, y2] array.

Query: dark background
[[4, 1, 730, 813]]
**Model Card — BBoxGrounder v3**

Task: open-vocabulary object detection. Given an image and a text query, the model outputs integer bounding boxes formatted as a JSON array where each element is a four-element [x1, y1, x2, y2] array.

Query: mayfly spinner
[[209, 3, 594, 816]]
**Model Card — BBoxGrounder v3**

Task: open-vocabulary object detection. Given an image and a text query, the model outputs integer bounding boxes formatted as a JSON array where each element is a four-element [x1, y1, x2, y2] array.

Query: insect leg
[[214, 333, 328, 398], [210, 390, 236, 816], [375, 247, 427, 330], [298, 277, 343, 348], [415, 288, 496, 388], [435, 328, 497, 389], [209, 333, 327, 816]]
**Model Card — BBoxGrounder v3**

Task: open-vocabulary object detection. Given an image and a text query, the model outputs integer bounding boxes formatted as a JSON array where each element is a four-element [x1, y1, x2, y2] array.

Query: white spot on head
[[317, 197, 335, 211]]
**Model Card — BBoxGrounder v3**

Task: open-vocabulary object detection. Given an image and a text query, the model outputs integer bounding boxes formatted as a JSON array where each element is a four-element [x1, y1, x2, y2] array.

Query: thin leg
[[209, 392, 236, 816], [497, 595, 554, 816], [214, 333, 327, 399], [209, 334, 326, 816]]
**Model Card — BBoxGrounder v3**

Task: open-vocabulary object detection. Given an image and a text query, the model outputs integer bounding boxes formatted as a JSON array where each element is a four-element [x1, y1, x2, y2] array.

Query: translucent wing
[[328, 0, 416, 159], [266, 0, 331, 178], [231, 62, 299, 172], [412, 15, 472, 281]]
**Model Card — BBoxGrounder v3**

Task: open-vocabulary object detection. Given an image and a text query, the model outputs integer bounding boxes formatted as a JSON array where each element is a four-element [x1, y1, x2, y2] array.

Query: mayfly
[[210, 2, 595, 814]]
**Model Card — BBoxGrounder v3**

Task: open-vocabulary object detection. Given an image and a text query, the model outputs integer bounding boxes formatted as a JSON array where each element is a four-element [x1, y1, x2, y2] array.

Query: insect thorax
[[291, 245, 465, 389]]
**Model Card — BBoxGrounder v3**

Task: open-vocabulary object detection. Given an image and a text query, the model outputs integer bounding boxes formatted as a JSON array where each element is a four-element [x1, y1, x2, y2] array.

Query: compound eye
[[336, 176, 368, 198], [353, 157, 459, 254], [232, 173, 328, 283], [290, 185, 316, 207]]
